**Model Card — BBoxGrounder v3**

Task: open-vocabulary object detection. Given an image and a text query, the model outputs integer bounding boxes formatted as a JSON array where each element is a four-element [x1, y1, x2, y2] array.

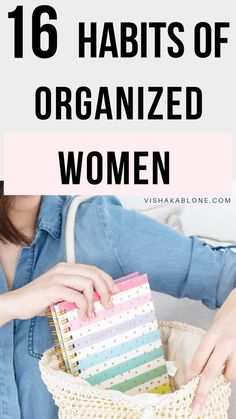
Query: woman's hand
[[185, 289, 236, 416], [0, 263, 118, 325]]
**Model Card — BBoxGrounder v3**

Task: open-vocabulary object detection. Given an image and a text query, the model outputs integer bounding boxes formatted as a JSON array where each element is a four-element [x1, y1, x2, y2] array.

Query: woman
[[0, 187, 235, 419]]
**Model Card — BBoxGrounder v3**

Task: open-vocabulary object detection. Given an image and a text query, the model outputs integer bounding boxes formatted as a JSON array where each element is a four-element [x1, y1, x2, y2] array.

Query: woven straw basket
[[40, 321, 231, 419]]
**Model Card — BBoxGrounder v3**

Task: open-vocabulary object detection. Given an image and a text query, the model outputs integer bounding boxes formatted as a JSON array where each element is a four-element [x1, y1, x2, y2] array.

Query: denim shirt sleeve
[[81, 196, 236, 310]]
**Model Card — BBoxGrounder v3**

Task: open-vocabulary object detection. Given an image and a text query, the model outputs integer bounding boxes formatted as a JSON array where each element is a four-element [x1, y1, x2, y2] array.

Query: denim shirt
[[0, 195, 235, 419]]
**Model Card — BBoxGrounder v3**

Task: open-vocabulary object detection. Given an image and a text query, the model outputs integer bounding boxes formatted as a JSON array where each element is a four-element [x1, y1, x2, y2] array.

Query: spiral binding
[[46, 309, 67, 372], [57, 312, 80, 376], [47, 306, 81, 376]]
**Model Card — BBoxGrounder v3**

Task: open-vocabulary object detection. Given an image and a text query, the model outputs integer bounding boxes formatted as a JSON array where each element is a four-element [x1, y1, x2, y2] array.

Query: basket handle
[[65, 195, 93, 263]]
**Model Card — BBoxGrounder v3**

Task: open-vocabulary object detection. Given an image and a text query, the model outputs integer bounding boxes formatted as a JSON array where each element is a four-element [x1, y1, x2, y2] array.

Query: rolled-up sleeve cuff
[[216, 248, 236, 307]]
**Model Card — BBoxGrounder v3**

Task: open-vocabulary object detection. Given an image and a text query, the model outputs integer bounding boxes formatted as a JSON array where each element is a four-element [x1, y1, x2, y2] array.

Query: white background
[[0, 0, 236, 180]]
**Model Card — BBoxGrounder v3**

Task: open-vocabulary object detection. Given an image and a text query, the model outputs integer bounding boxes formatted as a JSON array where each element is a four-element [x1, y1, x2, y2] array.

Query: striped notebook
[[49, 272, 171, 395]]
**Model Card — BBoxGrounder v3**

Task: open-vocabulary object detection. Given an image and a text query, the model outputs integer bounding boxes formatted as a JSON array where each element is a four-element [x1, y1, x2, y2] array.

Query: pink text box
[[4, 133, 232, 195]]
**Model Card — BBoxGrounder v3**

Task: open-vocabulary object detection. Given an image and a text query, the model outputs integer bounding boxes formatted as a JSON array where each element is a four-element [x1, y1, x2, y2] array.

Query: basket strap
[[65, 195, 93, 263]]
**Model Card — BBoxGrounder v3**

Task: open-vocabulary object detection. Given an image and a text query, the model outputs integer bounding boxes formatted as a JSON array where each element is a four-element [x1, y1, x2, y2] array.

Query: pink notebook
[[49, 273, 171, 395]]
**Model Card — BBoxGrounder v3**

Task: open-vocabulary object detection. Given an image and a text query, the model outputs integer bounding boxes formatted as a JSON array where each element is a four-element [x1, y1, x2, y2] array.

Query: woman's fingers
[[185, 331, 227, 415], [92, 275, 114, 309], [57, 286, 88, 320], [55, 263, 117, 291], [187, 289, 236, 416], [56, 275, 95, 317], [185, 333, 215, 383], [78, 264, 118, 300], [191, 347, 227, 416], [95, 267, 119, 294], [53, 268, 116, 313], [225, 354, 236, 382], [54, 263, 117, 306], [82, 280, 95, 318]]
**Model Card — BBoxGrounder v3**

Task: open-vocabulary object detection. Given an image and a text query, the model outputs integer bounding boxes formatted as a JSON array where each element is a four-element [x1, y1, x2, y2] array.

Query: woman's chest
[[0, 234, 64, 291], [0, 242, 21, 289]]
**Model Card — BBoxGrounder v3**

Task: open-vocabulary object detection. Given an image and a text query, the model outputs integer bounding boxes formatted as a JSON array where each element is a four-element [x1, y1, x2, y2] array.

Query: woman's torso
[[0, 196, 124, 419]]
